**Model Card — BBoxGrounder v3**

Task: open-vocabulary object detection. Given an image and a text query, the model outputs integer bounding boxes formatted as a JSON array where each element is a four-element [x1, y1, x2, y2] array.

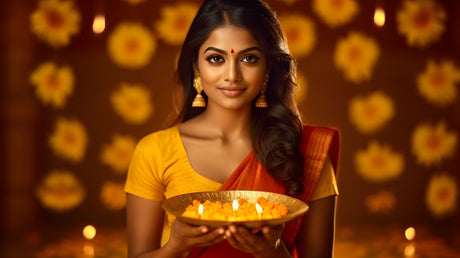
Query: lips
[[218, 87, 246, 97]]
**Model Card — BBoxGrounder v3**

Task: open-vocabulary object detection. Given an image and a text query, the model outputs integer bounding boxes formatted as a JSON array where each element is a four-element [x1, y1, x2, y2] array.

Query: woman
[[125, 0, 340, 257]]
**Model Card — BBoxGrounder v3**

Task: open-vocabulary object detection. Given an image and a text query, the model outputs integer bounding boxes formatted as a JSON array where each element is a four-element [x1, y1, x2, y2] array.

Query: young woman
[[124, 0, 340, 257]]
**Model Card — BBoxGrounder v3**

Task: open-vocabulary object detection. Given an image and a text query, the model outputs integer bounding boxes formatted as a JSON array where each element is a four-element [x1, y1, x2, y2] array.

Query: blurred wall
[[1, 0, 459, 242]]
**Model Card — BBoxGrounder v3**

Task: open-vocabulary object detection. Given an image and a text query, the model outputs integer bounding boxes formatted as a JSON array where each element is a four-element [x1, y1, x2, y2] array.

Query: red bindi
[[231, 49, 234, 54]]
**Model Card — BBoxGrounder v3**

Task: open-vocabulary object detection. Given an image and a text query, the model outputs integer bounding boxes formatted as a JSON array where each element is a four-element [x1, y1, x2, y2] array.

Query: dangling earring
[[192, 76, 206, 107], [255, 75, 268, 108]]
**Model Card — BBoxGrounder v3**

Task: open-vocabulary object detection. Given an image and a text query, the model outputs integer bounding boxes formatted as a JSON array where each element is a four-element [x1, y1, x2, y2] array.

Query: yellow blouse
[[124, 126, 338, 245]]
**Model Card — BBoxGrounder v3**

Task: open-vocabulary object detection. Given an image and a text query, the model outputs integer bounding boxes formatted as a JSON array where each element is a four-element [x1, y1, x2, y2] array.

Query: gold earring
[[192, 76, 206, 107], [255, 75, 268, 108]]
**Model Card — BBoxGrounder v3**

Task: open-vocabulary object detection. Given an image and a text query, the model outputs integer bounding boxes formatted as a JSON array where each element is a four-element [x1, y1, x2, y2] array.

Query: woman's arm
[[126, 193, 227, 258], [295, 195, 337, 258]]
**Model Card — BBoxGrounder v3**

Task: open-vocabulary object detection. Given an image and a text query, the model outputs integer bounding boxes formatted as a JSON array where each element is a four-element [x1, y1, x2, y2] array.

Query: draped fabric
[[187, 125, 340, 257]]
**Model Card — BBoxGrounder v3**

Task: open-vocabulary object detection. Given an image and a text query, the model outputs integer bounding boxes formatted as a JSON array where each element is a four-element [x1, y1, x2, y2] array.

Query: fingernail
[[201, 227, 208, 233], [218, 228, 225, 234]]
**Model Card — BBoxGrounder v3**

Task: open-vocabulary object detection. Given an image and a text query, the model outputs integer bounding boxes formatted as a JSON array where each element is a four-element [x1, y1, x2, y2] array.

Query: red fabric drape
[[187, 126, 340, 257]]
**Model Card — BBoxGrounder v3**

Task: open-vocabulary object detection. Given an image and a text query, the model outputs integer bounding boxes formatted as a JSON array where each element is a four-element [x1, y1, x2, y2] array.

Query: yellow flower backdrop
[[23, 0, 460, 243], [155, 2, 199, 46], [397, 0, 446, 48], [101, 134, 137, 174], [29, 61, 74, 108], [365, 191, 396, 214], [37, 170, 85, 212], [49, 117, 88, 163], [426, 173, 458, 217], [111, 83, 154, 124], [411, 121, 457, 167], [417, 59, 460, 107], [334, 32, 380, 83], [30, 0, 81, 48], [349, 91, 394, 134], [100, 182, 127, 211], [312, 0, 359, 28], [355, 141, 404, 182], [279, 14, 316, 58], [107, 22, 157, 69]]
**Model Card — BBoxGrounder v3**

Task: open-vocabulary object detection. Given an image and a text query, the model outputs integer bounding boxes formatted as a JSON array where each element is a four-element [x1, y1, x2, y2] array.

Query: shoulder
[[302, 125, 339, 136], [138, 126, 179, 145]]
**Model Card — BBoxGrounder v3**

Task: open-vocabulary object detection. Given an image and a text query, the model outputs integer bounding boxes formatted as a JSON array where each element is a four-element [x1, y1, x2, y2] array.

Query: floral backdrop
[[2, 0, 459, 247]]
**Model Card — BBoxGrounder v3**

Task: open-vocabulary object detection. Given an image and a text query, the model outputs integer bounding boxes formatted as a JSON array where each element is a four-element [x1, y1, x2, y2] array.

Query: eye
[[206, 55, 224, 64], [241, 55, 259, 64]]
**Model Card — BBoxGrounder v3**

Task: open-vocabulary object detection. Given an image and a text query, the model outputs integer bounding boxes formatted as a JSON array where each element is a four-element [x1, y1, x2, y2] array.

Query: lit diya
[[182, 197, 288, 221], [162, 190, 309, 228]]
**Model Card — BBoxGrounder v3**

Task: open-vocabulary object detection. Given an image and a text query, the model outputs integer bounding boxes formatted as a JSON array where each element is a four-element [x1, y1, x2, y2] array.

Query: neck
[[199, 104, 252, 139]]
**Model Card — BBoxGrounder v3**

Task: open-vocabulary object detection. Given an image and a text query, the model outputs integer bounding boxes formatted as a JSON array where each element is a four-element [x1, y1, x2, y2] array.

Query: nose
[[223, 60, 241, 83]]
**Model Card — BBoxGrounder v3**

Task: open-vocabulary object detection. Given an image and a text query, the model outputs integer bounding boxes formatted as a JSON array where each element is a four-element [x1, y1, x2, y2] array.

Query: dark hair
[[172, 0, 304, 195]]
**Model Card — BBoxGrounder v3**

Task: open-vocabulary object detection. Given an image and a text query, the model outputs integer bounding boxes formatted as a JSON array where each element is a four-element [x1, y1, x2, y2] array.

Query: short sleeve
[[124, 133, 165, 201], [310, 156, 339, 201]]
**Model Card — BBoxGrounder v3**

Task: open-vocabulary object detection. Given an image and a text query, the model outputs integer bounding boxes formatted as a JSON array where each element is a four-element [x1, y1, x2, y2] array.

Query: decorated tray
[[162, 190, 309, 229]]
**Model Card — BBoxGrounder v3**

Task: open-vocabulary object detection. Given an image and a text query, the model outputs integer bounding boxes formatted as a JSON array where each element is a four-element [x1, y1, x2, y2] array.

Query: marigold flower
[[365, 191, 396, 214], [312, 0, 359, 28], [49, 117, 88, 162], [155, 2, 199, 45], [279, 14, 316, 58], [101, 134, 136, 173], [334, 32, 380, 83], [30, 0, 80, 48], [111, 83, 154, 124], [100, 181, 126, 210], [37, 170, 85, 211], [355, 141, 404, 182], [349, 91, 394, 134], [417, 60, 460, 106], [426, 173, 457, 217], [397, 0, 446, 48], [411, 121, 457, 167], [29, 61, 74, 108], [107, 22, 156, 69]]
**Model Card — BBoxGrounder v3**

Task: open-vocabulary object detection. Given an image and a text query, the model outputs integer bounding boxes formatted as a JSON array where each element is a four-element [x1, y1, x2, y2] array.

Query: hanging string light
[[374, 6, 385, 27], [92, 13, 106, 34]]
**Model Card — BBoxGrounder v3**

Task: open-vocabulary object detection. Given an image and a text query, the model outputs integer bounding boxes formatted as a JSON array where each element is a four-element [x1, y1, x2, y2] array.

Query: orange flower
[[397, 0, 446, 48], [426, 173, 457, 217]]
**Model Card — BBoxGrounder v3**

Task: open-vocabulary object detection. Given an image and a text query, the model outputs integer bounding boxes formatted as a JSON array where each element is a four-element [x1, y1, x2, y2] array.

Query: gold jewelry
[[255, 75, 268, 108], [192, 76, 206, 107]]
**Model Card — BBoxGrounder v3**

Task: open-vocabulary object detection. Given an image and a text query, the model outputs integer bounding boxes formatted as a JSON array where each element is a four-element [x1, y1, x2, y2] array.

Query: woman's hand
[[225, 224, 290, 258], [166, 219, 227, 257]]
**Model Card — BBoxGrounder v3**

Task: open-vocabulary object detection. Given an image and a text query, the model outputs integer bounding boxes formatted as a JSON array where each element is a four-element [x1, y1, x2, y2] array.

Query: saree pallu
[[187, 126, 340, 257]]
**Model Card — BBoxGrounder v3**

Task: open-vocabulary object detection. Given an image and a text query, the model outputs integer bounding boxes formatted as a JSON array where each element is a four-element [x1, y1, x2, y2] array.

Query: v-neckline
[[174, 126, 254, 184]]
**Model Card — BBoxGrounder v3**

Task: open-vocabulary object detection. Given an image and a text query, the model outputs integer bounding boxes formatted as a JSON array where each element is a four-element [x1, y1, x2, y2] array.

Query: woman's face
[[196, 24, 267, 110]]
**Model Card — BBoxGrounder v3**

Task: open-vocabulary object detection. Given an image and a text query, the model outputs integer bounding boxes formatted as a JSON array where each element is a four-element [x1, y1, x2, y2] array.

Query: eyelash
[[205, 55, 260, 64]]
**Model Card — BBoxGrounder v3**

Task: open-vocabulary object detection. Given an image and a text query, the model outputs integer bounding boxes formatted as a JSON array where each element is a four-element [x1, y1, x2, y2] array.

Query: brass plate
[[162, 190, 309, 229]]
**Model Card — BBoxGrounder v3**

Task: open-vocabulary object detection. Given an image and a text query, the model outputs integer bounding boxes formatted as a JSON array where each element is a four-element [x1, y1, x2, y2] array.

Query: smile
[[218, 87, 246, 97]]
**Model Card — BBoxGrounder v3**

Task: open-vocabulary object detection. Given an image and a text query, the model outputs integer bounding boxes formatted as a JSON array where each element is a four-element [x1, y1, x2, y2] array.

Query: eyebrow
[[203, 46, 263, 55]]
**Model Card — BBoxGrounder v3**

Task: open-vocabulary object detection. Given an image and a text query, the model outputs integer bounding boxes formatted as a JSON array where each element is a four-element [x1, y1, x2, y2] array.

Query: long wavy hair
[[171, 0, 304, 195]]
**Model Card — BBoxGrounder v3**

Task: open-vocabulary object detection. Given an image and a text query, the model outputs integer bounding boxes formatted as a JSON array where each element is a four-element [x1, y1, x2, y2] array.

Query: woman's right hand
[[166, 219, 227, 257]]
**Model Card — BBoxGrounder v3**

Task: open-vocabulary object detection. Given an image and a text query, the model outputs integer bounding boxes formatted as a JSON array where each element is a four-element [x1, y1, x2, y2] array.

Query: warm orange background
[[1, 0, 459, 251]]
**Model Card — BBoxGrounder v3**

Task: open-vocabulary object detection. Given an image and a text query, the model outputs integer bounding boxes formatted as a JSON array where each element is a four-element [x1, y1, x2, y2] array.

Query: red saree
[[187, 125, 340, 257]]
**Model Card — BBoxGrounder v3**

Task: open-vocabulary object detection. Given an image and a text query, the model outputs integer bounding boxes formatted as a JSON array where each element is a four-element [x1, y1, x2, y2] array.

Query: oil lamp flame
[[198, 204, 203, 217], [374, 7, 385, 27], [255, 203, 263, 219], [232, 200, 239, 211]]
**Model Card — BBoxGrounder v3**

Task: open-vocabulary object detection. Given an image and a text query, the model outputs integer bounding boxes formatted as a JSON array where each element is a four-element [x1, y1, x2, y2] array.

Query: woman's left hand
[[225, 224, 285, 258]]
